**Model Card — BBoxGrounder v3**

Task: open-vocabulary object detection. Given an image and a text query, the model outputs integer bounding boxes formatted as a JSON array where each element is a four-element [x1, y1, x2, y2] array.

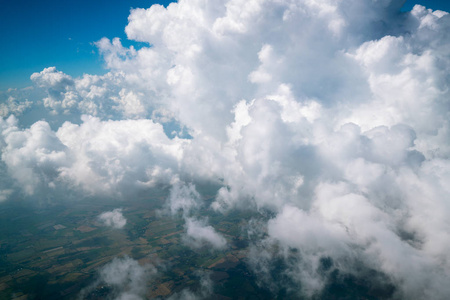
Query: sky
[[1, 0, 450, 299], [403, 0, 450, 11], [0, 0, 174, 90], [1, 0, 450, 90]]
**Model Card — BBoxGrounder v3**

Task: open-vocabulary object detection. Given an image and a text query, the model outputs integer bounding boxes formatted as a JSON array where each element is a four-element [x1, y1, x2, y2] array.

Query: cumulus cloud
[[0, 96, 32, 118], [98, 208, 127, 229], [167, 182, 227, 249], [30, 67, 77, 114], [183, 218, 227, 249], [2, 0, 450, 298], [167, 181, 201, 216], [0, 189, 13, 202], [0, 115, 185, 197], [80, 256, 212, 300], [167, 271, 213, 300], [79, 256, 156, 300], [1, 116, 69, 195]]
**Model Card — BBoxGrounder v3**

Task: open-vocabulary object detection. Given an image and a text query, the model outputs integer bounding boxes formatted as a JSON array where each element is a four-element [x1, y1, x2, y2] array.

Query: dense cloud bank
[[1, 0, 450, 298]]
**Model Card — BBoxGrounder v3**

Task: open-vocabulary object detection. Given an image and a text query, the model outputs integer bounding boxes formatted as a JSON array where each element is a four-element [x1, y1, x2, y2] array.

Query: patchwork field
[[0, 191, 272, 299]]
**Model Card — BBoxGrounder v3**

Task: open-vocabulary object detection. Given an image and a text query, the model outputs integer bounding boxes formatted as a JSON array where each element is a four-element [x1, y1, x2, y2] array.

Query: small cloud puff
[[79, 256, 156, 300], [184, 218, 227, 250], [98, 208, 127, 229], [167, 182, 227, 249]]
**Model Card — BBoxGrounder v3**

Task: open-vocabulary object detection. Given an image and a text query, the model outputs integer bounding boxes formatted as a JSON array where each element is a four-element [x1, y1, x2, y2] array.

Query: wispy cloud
[[79, 256, 157, 300]]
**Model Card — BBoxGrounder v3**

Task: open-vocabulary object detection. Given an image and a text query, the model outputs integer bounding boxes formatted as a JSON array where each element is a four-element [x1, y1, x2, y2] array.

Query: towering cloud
[[1, 0, 450, 298]]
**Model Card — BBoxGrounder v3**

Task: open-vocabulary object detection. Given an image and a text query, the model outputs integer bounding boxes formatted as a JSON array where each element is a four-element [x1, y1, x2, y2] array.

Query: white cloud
[[0, 115, 186, 197], [183, 217, 227, 249], [30, 67, 76, 114], [56, 116, 184, 195], [98, 208, 127, 229], [1, 118, 69, 195], [167, 181, 201, 216], [79, 256, 156, 300], [0, 189, 13, 202], [167, 270, 214, 300], [0, 96, 32, 118], [167, 182, 227, 249]]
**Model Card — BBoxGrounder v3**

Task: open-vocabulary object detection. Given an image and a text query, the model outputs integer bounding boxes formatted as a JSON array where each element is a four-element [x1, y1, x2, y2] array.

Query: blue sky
[[402, 0, 450, 11], [0, 0, 449, 91], [0, 0, 174, 90]]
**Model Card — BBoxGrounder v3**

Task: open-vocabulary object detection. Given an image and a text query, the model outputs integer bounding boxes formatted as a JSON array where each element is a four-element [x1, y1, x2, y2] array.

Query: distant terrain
[[0, 186, 396, 300]]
